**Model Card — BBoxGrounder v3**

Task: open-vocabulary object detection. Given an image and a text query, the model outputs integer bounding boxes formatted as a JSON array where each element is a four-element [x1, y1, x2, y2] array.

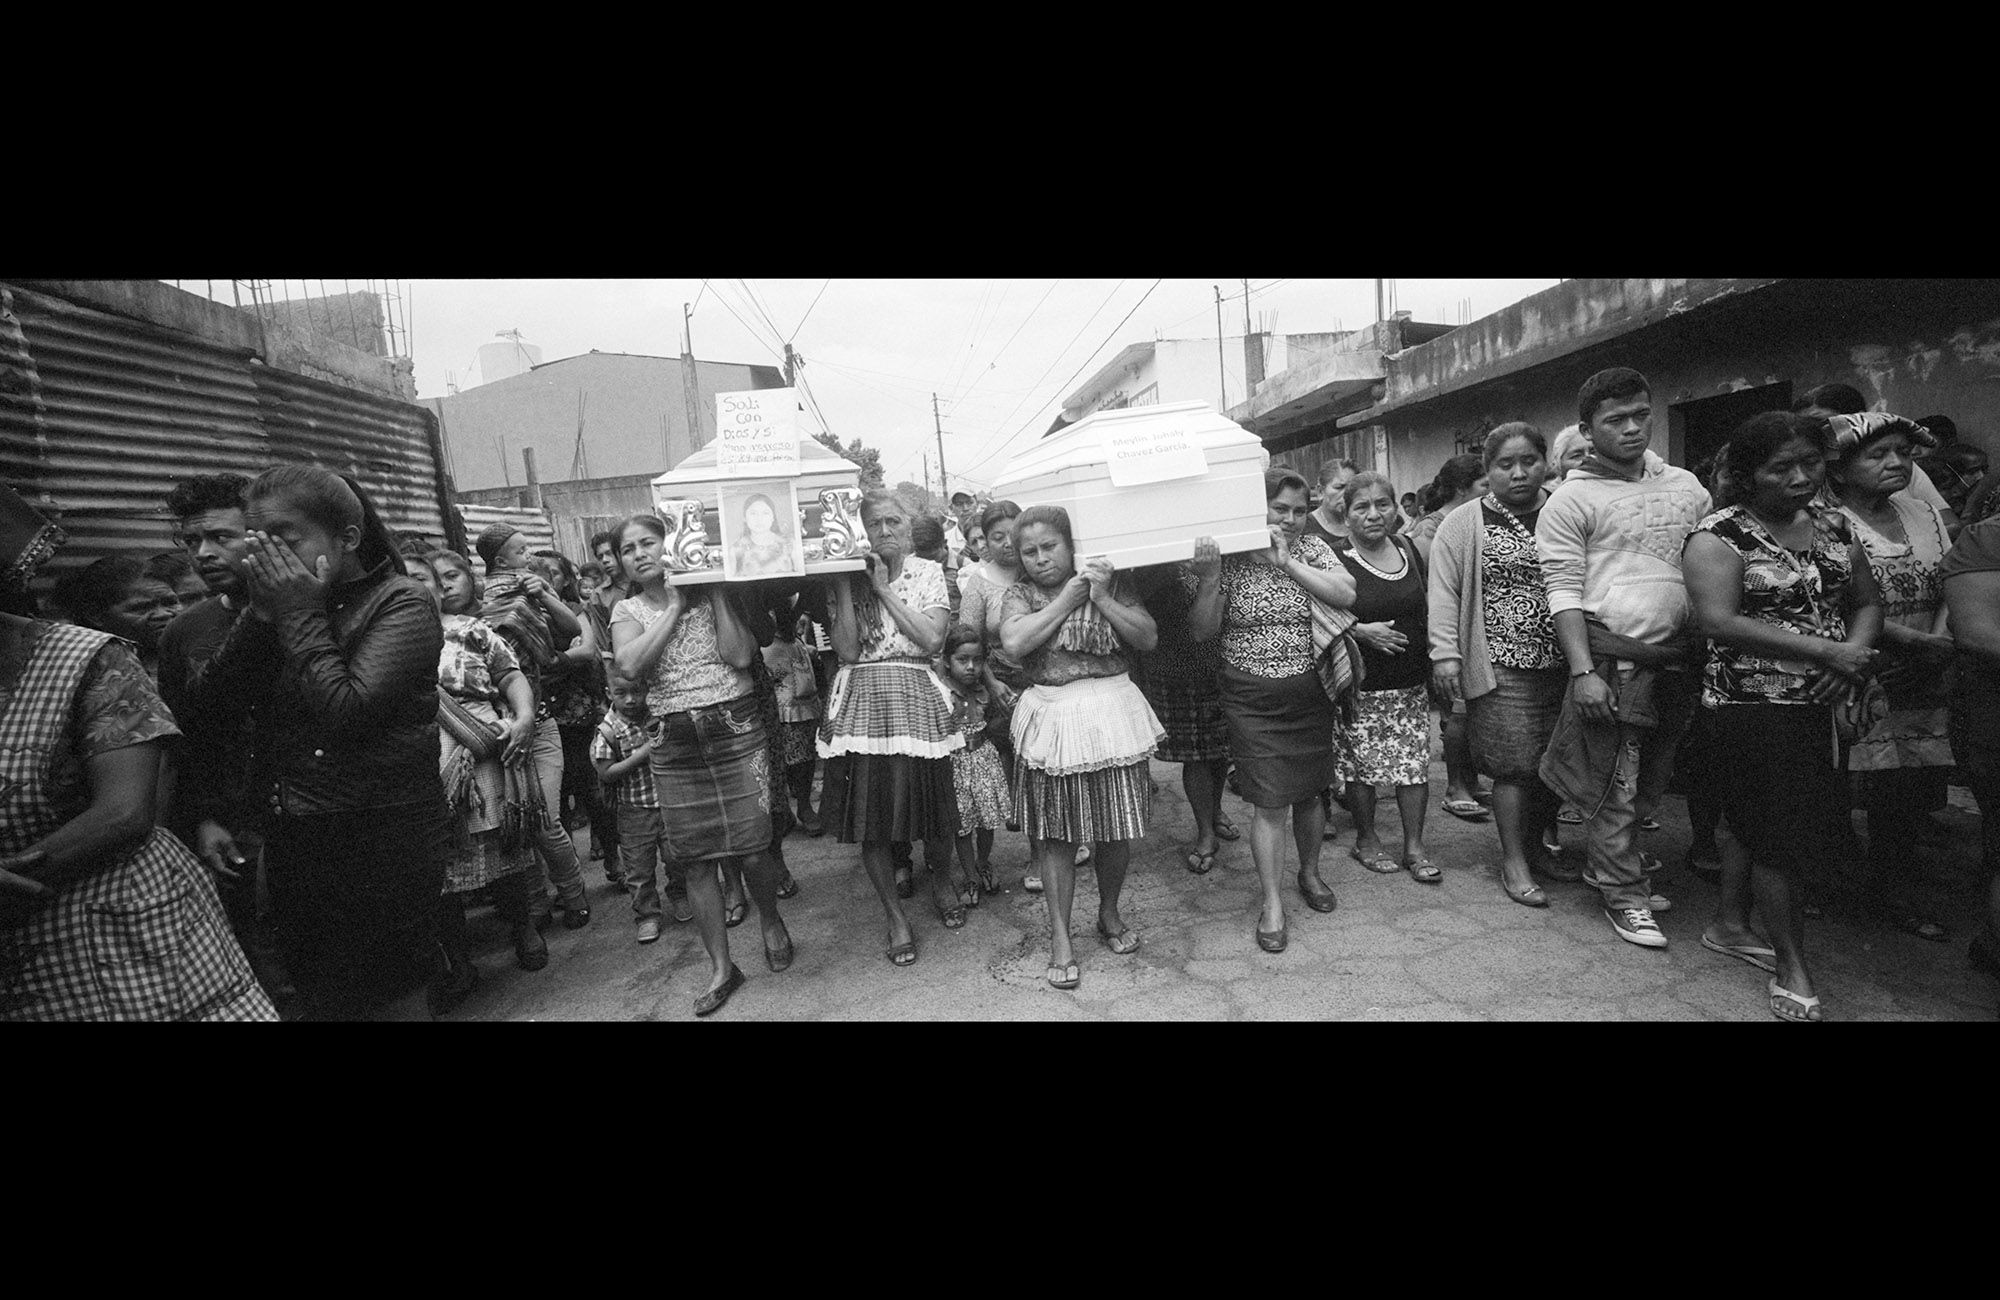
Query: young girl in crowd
[[938, 623, 1010, 896]]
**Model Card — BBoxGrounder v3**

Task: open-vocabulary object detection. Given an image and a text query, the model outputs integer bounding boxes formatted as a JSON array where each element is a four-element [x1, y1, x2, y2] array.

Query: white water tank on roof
[[477, 337, 543, 386]]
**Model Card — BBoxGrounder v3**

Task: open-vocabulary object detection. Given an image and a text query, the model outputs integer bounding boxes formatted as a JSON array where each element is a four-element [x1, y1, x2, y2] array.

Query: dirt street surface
[[448, 761, 1995, 1023]]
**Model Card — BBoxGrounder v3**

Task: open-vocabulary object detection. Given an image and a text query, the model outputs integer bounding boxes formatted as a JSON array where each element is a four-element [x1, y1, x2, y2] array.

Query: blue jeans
[[617, 801, 686, 922], [1583, 674, 1698, 912], [521, 715, 589, 919]]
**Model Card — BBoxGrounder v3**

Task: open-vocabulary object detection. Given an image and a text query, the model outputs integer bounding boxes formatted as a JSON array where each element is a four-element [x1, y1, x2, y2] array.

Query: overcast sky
[[403, 278, 1559, 495]]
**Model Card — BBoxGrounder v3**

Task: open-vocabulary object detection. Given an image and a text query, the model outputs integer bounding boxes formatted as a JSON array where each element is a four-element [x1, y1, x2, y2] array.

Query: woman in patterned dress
[[819, 490, 968, 966], [1429, 424, 1567, 907], [1824, 412, 1958, 941], [1332, 472, 1441, 886], [1684, 411, 1882, 1021], [0, 481, 274, 1022], [423, 549, 547, 993], [999, 505, 1164, 989], [1188, 468, 1358, 952], [611, 514, 793, 1017]]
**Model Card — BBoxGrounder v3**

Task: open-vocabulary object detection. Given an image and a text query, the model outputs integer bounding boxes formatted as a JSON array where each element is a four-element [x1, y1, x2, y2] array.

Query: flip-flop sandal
[[1701, 934, 1777, 973], [1213, 817, 1241, 842], [1768, 978, 1822, 1023], [938, 904, 968, 930], [1023, 874, 1044, 894], [776, 874, 799, 900], [1096, 921, 1141, 955], [1556, 807, 1584, 824], [1442, 799, 1490, 822], [1352, 848, 1401, 874], [724, 901, 748, 928], [1075, 844, 1093, 865], [1047, 961, 1081, 990], [886, 942, 917, 967], [1185, 848, 1217, 875], [1404, 858, 1443, 884], [977, 864, 999, 894]]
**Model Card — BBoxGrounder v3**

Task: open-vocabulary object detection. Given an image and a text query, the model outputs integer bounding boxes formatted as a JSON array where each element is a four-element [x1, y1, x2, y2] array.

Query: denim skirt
[[646, 693, 773, 863]]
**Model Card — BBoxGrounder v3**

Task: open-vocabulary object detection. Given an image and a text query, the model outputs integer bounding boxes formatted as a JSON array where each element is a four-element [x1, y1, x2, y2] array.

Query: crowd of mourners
[[3, 365, 1997, 1022]]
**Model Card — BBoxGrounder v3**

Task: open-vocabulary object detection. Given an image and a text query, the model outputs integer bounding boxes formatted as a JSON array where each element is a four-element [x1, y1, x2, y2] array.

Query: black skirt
[[1217, 663, 1337, 808], [1707, 703, 1845, 873]]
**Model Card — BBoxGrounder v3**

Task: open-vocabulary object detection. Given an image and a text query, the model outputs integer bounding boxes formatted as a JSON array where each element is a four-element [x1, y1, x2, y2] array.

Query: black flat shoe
[[765, 935, 795, 974], [692, 964, 745, 1017], [513, 924, 549, 972], [1296, 871, 1338, 914], [559, 902, 591, 930], [1256, 924, 1288, 953]]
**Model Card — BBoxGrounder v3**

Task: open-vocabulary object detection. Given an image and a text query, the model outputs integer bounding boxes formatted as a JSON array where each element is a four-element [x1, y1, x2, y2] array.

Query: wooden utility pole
[[784, 342, 797, 386], [521, 446, 542, 510], [1214, 285, 1226, 409], [680, 302, 705, 455], [1376, 277, 1385, 324], [931, 392, 949, 502]]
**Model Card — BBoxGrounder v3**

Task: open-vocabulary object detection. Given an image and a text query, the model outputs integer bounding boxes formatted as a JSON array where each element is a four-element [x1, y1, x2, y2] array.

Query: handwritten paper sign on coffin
[[993, 401, 1271, 569], [651, 432, 870, 587]]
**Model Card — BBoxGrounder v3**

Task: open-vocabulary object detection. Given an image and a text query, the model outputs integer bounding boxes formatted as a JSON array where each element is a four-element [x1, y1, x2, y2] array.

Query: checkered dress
[[0, 622, 276, 1021]]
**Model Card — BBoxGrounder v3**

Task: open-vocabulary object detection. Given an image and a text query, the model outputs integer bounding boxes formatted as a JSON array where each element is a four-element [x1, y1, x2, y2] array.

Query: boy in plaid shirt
[[592, 670, 690, 942]]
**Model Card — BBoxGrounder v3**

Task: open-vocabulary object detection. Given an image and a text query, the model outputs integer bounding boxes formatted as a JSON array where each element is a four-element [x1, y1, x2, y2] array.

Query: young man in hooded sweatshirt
[[1536, 368, 1712, 949]]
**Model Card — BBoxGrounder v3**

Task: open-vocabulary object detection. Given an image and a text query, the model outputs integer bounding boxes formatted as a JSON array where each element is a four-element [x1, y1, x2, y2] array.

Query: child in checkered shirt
[[592, 670, 689, 941]]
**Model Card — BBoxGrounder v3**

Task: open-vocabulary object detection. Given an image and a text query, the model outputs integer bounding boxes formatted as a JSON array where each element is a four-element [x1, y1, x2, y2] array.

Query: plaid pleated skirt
[[818, 659, 962, 759], [1011, 674, 1163, 843]]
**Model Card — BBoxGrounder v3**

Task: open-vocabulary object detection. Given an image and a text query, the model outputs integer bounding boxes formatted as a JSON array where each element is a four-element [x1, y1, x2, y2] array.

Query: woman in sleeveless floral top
[[1684, 412, 1882, 1023]]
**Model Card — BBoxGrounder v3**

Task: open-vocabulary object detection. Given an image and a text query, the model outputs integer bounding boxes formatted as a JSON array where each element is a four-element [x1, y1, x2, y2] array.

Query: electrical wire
[[702, 278, 785, 359], [787, 279, 830, 343], [969, 280, 1128, 468], [962, 279, 1163, 478]]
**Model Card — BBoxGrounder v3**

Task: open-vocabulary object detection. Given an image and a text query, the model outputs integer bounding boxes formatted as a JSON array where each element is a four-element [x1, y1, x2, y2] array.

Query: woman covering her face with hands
[[184, 464, 449, 1020], [998, 505, 1165, 990]]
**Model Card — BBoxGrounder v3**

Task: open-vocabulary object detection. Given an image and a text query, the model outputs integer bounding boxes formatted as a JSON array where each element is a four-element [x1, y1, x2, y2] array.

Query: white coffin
[[992, 401, 1271, 569], [650, 437, 871, 586]]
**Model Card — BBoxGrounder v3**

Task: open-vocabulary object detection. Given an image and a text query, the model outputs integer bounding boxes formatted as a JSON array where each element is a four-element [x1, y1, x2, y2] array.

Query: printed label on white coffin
[[1103, 422, 1209, 487], [715, 388, 801, 477]]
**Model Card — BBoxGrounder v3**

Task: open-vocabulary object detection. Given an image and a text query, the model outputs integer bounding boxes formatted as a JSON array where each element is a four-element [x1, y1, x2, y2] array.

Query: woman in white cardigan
[[1428, 424, 1567, 906]]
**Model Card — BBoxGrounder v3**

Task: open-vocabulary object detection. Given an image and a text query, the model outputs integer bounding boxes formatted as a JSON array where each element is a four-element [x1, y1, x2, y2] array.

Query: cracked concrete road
[[446, 762, 1997, 1023]]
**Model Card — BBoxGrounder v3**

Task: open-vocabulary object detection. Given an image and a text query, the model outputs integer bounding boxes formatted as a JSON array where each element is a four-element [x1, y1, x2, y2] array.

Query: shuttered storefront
[[0, 282, 454, 586]]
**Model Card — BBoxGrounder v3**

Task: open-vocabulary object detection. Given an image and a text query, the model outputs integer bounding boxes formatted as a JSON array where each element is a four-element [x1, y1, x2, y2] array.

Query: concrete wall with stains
[[1341, 279, 2000, 500]]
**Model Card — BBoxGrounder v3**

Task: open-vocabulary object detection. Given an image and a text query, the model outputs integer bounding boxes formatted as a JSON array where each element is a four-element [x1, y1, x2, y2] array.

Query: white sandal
[[1768, 978, 1822, 1023]]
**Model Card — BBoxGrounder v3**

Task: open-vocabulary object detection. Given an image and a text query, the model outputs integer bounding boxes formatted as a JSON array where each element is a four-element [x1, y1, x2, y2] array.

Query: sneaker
[[1605, 906, 1667, 948], [636, 917, 663, 944]]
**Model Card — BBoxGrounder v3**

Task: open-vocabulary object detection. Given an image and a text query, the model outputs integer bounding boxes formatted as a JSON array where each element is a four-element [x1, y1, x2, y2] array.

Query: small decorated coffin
[[993, 401, 1272, 569], [650, 437, 871, 586]]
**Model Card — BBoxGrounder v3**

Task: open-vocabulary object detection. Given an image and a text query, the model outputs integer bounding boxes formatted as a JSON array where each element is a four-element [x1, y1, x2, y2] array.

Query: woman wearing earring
[[1429, 424, 1567, 906]]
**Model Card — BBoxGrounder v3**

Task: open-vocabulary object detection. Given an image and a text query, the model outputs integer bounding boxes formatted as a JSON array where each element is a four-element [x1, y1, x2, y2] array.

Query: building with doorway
[[1061, 331, 1378, 427], [424, 350, 786, 493], [1229, 278, 2000, 498]]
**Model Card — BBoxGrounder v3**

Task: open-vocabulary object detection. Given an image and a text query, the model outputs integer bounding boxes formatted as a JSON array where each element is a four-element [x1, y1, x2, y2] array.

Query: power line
[[949, 277, 1054, 412], [787, 279, 831, 343], [964, 279, 1163, 478], [971, 280, 1129, 468], [702, 278, 784, 360]]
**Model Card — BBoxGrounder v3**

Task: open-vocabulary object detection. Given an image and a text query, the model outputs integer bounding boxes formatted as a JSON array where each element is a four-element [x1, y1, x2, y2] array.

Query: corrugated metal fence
[[0, 281, 456, 585]]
